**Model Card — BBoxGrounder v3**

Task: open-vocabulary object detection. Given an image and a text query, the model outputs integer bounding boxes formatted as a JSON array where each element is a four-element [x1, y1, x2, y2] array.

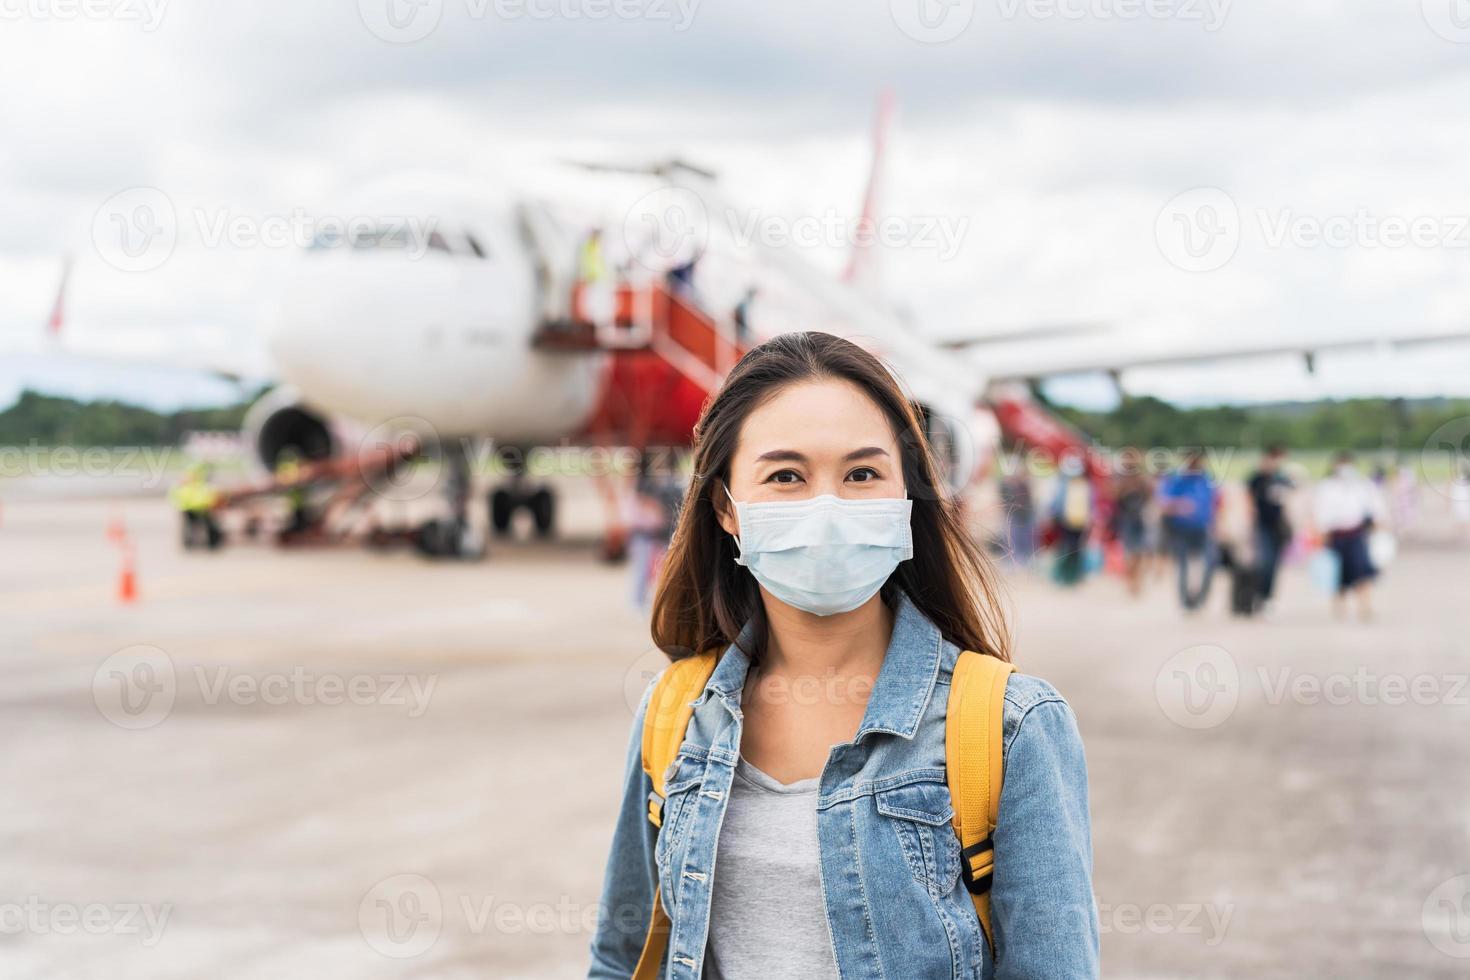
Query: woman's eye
[[847, 467, 880, 483], [766, 469, 803, 484]]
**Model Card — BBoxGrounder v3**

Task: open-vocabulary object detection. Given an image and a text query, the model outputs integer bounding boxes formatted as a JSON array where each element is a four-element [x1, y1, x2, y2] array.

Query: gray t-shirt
[[703, 757, 841, 980]]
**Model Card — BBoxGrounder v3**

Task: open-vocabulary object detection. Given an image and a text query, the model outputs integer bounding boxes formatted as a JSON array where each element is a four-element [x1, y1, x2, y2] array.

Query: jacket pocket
[[874, 779, 961, 896]]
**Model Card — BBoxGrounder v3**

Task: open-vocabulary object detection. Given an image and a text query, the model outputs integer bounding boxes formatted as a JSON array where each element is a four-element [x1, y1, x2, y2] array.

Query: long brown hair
[[649, 331, 1011, 664]]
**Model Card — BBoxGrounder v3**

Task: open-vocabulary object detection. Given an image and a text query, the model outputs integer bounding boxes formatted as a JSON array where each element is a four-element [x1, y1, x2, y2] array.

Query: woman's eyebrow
[[752, 447, 890, 463]]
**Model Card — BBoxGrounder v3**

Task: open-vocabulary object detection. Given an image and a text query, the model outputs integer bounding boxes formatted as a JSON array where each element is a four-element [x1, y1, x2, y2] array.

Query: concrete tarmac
[[1, 485, 1467, 978]]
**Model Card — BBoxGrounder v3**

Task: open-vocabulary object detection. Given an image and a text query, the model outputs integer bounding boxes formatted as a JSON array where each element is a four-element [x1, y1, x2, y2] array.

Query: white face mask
[[726, 488, 913, 617]]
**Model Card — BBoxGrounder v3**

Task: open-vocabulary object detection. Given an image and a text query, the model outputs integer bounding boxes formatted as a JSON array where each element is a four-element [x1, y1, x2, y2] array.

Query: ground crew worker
[[170, 462, 223, 550], [276, 453, 312, 540], [578, 228, 616, 335]]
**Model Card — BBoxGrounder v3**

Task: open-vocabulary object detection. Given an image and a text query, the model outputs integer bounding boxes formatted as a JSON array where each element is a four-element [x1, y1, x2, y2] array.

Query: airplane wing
[[963, 327, 1470, 382], [6, 256, 273, 385]]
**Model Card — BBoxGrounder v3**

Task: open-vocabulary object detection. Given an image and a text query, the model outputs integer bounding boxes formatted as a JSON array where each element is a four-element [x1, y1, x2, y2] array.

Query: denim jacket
[[589, 593, 1099, 979]]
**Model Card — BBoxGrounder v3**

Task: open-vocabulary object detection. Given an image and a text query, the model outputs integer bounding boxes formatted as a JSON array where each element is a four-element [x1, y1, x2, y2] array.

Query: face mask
[[726, 489, 913, 617]]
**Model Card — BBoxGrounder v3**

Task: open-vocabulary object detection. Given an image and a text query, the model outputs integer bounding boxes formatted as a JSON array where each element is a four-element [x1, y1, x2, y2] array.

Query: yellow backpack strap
[[946, 650, 1016, 955], [633, 652, 719, 980]]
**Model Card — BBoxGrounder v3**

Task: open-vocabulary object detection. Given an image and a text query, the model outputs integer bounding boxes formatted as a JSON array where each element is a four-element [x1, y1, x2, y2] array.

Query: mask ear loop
[[722, 483, 743, 556]]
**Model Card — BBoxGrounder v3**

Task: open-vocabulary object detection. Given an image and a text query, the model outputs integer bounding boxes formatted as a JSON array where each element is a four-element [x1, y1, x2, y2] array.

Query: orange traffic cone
[[117, 546, 138, 604]]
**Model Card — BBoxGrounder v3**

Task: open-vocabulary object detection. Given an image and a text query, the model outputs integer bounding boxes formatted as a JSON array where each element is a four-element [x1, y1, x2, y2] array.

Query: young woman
[[589, 332, 1098, 979]]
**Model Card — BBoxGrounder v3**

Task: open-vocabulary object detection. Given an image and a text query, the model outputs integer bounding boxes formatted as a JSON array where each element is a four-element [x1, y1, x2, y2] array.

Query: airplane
[[23, 99, 1470, 560]]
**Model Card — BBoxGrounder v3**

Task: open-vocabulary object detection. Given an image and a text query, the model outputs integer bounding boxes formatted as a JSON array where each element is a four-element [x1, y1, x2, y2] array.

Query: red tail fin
[[843, 90, 895, 293], [47, 255, 71, 337]]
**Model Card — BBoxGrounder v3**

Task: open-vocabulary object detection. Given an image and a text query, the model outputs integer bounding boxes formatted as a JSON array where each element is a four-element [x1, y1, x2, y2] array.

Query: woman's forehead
[[734, 380, 897, 459]]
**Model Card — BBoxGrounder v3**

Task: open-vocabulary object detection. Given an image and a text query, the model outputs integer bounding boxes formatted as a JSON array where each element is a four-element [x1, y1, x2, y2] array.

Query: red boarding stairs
[[534, 281, 747, 449]]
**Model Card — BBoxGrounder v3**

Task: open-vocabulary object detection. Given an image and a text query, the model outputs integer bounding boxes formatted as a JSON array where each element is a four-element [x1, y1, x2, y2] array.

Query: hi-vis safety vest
[[634, 649, 1015, 980]]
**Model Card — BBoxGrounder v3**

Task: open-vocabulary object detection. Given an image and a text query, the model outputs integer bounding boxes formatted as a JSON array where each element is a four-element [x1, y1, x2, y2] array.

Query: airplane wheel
[[489, 489, 514, 536], [530, 488, 555, 538], [415, 519, 486, 561]]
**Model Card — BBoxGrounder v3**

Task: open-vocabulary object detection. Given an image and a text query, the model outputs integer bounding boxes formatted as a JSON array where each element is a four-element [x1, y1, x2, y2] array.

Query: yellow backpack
[[632, 649, 1015, 979]]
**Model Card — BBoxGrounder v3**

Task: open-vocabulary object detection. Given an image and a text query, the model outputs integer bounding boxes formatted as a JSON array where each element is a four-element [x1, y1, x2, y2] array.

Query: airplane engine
[[242, 386, 336, 472]]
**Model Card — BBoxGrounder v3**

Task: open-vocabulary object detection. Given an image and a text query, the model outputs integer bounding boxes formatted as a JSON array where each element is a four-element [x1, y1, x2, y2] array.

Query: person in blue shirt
[[1157, 451, 1219, 611]]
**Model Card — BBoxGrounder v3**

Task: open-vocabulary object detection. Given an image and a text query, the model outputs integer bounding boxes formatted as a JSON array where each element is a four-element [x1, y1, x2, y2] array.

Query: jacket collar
[[701, 591, 943, 742]]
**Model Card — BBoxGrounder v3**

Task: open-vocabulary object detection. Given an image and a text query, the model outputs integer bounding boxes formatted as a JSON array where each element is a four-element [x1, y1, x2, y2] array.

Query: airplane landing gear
[[415, 441, 487, 560], [489, 483, 556, 538]]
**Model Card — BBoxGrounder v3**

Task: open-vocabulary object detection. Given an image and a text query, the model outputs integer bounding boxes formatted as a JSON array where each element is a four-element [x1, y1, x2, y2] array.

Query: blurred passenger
[[732, 286, 758, 346], [170, 462, 223, 550], [1389, 461, 1419, 539], [626, 455, 683, 610], [1215, 481, 1259, 616], [667, 254, 701, 303], [1158, 451, 1218, 612], [1314, 451, 1385, 621], [1049, 457, 1092, 587], [1246, 445, 1293, 611], [1450, 461, 1470, 542], [998, 462, 1037, 568], [1109, 462, 1152, 596]]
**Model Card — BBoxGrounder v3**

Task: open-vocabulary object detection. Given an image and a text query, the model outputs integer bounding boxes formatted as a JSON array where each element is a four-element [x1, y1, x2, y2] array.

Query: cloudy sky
[[4, 0, 1470, 410]]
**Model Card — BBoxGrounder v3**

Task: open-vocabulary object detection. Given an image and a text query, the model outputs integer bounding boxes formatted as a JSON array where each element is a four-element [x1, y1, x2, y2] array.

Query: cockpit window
[[465, 233, 488, 259], [427, 230, 451, 254]]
